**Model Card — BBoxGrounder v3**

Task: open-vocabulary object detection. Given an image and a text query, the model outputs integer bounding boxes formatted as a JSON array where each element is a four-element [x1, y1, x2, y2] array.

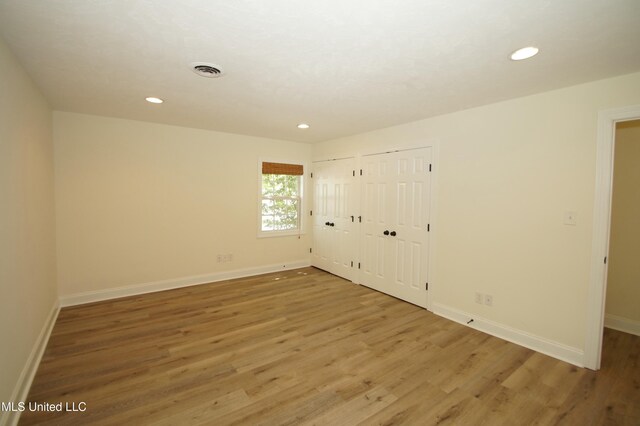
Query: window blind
[[262, 162, 304, 175]]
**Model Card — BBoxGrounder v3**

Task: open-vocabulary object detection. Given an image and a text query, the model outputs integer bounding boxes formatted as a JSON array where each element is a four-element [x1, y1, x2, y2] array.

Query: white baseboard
[[1, 301, 60, 426], [59, 260, 311, 307], [431, 303, 584, 368], [605, 314, 640, 337]]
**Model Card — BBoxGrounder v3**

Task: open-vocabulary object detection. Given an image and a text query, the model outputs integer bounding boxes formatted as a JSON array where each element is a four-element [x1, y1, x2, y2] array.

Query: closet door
[[328, 158, 357, 280], [361, 154, 394, 293], [312, 161, 332, 272], [360, 148, 432, 308], [312, 158, 357, 281], [390, 149, 431, 307]]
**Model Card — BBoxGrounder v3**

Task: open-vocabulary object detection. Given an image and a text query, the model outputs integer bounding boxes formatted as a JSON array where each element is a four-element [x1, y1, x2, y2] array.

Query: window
[[260, 161, 303, 235]]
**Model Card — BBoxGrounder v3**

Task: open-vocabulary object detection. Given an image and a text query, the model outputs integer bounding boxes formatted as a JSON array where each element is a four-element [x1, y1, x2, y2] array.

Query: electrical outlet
[[217, 254, 223, 263], [484, 294, 493, 306], [475, 292, 483, 304], [564, 211, 577, 226]]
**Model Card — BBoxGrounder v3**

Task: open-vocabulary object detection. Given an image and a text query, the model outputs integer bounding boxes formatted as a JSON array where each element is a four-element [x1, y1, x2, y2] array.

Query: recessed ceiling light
[[297, 123, 310, 129], [510, 46, 539, 61], [145, 97, 163, 104]]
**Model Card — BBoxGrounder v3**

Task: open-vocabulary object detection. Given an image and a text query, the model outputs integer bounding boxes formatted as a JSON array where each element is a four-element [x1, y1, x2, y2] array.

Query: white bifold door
[[360, 148, 432, 308], [311, 158, 357, 281]]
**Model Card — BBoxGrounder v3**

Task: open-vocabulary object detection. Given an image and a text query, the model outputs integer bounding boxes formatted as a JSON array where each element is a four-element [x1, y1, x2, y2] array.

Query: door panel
[[360, 148, 432, 308], [311, 158, 357, 281], [312, 163, 332, 272], [361, 156, 392, 291]]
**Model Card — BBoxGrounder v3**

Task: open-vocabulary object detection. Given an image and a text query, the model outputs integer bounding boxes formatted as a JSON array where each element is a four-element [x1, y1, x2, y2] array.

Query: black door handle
[[325, 222, 330, 226], [390, 231, 396, 236], [330, 222, 335, 227], [383, 230, 389, 235]]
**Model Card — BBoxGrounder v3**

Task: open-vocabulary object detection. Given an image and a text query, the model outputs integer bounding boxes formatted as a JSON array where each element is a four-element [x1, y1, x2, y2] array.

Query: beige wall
[[313, 72, 640, 351], [0, 40, 57, 404], [54, 112, 312, 296], [606, 120, 640, 322]]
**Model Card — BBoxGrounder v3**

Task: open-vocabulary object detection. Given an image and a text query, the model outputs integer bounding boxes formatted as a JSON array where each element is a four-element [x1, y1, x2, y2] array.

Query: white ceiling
[[1, 0, 639, 143]]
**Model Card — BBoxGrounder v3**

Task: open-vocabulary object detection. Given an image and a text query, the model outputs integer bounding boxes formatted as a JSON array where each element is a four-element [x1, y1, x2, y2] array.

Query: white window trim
[[257, 159, 307, 238]]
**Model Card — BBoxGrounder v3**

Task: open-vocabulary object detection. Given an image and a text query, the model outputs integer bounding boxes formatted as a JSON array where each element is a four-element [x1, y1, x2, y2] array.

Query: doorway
[[585, 104, 640, 370], [604, 119, 640, 335]]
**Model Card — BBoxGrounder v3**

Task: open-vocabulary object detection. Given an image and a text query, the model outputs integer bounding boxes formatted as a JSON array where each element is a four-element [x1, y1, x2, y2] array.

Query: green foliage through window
[[261, 173, 301, 232]]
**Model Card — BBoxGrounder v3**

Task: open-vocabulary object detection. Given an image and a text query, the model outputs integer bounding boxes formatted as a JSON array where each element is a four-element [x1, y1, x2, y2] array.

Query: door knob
[[383, 230, 389, 235], [390, 231, 396, 236]]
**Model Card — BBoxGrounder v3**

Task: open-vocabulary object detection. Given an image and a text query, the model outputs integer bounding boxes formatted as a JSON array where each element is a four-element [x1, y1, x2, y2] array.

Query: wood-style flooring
[[20, 267, 640, 425]]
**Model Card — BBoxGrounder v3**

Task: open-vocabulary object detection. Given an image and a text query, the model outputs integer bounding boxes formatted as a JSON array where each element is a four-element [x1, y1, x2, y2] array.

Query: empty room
[[2, 1, 640, 425]]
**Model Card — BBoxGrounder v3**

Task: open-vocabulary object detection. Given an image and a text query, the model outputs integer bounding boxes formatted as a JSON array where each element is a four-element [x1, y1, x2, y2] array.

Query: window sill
[[257, 230, 306, 239]]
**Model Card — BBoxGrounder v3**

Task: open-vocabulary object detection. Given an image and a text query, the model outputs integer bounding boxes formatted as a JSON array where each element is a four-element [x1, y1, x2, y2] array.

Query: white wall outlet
[[484, 294, 493, 306], [475, 292, 483, 304], [564, 211, 577, 226], [217, 254, 223, 263]]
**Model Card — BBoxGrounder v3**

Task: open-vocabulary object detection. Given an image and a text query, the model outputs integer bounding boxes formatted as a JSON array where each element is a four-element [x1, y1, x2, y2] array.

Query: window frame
[[257, 159, 306, 238]]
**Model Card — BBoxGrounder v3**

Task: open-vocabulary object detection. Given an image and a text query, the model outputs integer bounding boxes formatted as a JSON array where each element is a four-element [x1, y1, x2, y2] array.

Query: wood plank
[[19, 267, 640, 425]]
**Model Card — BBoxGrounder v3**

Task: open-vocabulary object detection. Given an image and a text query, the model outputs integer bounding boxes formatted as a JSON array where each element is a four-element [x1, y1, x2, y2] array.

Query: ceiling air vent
[[191, 62, 224, 78]]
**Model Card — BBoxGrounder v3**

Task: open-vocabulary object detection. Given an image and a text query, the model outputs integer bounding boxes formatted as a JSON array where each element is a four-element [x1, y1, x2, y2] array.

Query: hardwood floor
[[20, 267, 640, 425]]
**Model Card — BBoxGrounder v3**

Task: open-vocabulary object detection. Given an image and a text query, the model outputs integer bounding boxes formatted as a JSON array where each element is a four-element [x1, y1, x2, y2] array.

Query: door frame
[[584, 104, 640, 370]]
